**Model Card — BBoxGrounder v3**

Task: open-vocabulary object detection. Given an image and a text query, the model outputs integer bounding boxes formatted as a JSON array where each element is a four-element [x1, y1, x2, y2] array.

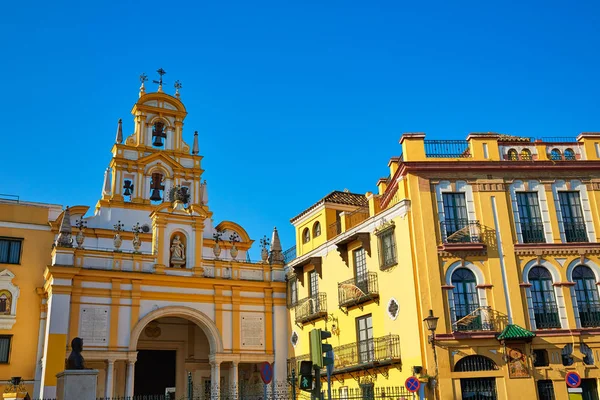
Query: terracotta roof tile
[[290, 191, 367, 223]]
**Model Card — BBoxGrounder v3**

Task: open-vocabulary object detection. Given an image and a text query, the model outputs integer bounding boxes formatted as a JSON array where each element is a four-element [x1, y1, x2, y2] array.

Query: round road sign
[[566, 371, 581, 388], [260, 362, 273, 384], [405, 376, 421, 393]]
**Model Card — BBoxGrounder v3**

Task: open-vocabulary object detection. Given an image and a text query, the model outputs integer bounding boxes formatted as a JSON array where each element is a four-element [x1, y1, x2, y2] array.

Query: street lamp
[[423, 309, 440, 400]]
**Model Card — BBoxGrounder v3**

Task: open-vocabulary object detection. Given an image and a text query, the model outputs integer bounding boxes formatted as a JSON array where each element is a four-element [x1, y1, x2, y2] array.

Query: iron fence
[[531, 304, 561, 329], [294, 293, 327, 324], [578, 303, 600, 328], [450, 305, 495, 332], [440, 219, 482, 244], [283, 246, 296, 264], [563, 221, 588, 243], [330, 385, 413, 400], [424, 140, 470, 158], [520, 222, 546, 244], [338, 272, 379, 308]]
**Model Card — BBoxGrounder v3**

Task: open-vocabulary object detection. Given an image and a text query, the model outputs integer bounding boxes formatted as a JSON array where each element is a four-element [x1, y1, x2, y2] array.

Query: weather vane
[[139, 73, 148, 84], [153, 68, 167, 88], [174, 80, 182, 97]]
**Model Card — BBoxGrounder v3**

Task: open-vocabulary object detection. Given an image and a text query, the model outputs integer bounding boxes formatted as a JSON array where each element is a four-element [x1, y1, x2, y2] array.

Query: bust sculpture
[[66, 337, 86, 369], [170, 235, 186, 267]]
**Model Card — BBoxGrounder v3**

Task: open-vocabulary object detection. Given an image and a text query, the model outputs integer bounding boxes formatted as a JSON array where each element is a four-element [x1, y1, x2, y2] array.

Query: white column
[[105, 360, 115, 399], [210, 361, 221, 400], [125, 360, 135, 397], [33, 300, 47, 399], [230, 362, 239, 399]]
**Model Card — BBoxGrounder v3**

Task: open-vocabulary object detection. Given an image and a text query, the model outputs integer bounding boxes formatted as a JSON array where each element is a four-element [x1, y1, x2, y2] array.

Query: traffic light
[[298, 360, 313, 391], [309, 329, 334, 368]]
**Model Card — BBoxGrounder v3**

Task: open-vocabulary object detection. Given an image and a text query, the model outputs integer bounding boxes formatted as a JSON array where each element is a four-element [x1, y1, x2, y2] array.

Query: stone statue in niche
[[66, 337, 86, 369], [170, 235, 186, 267]]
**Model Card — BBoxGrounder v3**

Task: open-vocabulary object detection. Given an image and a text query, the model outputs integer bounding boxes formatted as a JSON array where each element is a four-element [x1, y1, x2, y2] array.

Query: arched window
[[528, 267, 560, 329], [0, 291, 11, 315], [149, 172, 165, 203], [455, 355, 499, 372], [573, 265, 600, 328], [302, 228, 310, 244], [455, 355, 499, 400], [550, 148, 562, 161], [451, 269, 482, 331], [507, 148, 518, 161], [564, 148, 576, 161], [520, 148, 532, 161], [313, 221, 321, 238], [152, 122, 167, 147], [581, 343, 595, 365]]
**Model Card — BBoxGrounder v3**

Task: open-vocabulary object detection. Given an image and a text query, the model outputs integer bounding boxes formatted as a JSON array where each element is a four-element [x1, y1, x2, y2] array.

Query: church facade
[[3, 74, 288, 399]]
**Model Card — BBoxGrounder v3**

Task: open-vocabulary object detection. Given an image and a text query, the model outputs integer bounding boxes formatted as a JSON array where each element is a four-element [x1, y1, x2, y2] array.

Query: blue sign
[[260, 362, 273, 384], [405, 376, 421, 393], [566, 371, 581, 388]]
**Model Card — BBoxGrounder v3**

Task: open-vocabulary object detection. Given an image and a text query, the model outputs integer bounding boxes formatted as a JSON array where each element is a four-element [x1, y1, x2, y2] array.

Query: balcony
[[563, 221, 588, 243], [346, 207, 370, 230], [283, 245, 296, 264], [328, 220, 341, 238], [531, 304, 561, 329], [450, 306, 505, 332], [424, 140, 471, 158], [287, 334, 401, 378], [520, 222, 546, 244], [338, 272, 379, 310], [578, 304, 600, 328], [294, 293, 327, 325], [438, 219, 486, 253]]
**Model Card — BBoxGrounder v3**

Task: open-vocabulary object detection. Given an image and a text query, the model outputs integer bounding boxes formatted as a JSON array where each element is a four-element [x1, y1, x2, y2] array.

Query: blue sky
[[1, 0, 599, 257]]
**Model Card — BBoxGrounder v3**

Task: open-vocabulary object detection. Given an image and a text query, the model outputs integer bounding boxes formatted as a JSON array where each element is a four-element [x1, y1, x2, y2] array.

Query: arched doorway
[[455, 355, 499, 399]]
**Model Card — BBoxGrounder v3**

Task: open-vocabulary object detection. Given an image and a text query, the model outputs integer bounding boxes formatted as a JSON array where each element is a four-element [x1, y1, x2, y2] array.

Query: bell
[[152, 135, 164, 147], [150, 189, 162, 202], [123, 180, 134, 196]]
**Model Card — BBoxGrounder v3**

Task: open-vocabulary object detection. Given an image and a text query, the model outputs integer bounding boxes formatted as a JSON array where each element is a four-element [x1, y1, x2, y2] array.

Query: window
[[537, 380, 555, 400], [558, 191, 588, 242], [287, 276, 298, 308], [356, 315, 374, 363], [573, 266, 600, 328], [451, 269, 482, 331], [359, 383, 374, 400], [533, 349, 549, 367], [0, 292, 10, 315], [0, 336, 11, 363], [0, 239, 22, 265], [529, 267, 560, 329], [562, 343, 574, 366], [550, 148, 562, 161], [302, 228, 310, 244], [520, 148, 532, 160], [353, 248, 368, 293], [581, 343, 594, 365], [313, 222, 321, 238], [442, 193, 469, 242], [507, 148, 518, 160], [378, 229, 397, 270], [309, 270, 318, 298], [516, 192, 545, 243], [564, 148, 576, 161]]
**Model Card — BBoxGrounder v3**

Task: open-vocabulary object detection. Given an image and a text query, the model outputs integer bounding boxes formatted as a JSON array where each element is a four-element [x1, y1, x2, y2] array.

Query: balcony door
[[356, 315, 374, 363], [558, 191, 588, 242], [529, 267, 560, 329], [516, 192, 545, 243], [353, 248, 368, 294], [451, 268, 482, 331], [573, 266, 600, 328], [309, 270, 319, 314], [442, 193, 469, 242]]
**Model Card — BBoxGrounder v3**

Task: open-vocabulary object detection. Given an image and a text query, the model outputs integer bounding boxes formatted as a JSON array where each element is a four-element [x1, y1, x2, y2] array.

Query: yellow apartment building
[[285, 132, 600, 400], [0, 197, 63, 395]]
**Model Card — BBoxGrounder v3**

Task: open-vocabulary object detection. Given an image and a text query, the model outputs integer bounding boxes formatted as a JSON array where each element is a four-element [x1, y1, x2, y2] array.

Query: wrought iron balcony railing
[[578, 303, 600, 328], [450, 305, 497, 332], [424, 140, 471, 158], [531, 304, 561, 329], [294, 293, 327, 324], [287, 334, 401, 378], [563, 221, 588, 243], [283, 245, 296, 264], [338, 272, 379, 308], [520, 222, 546, 244], [346, 207, 370, 230], [440, 219, 482, 244]]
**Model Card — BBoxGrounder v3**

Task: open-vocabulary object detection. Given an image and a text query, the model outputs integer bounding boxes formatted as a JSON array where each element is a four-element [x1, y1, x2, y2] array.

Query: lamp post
[[423, 309, 440, 400]]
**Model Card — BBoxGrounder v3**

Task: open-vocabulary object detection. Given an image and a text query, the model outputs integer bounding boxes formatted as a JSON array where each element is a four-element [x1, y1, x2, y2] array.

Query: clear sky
[[1, 0, 599, 258]]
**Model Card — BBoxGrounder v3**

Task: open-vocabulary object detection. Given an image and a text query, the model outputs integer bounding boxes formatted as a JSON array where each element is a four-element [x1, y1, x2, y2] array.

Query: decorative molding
[[514, 243, 600, 257], [519, 282, 532, 288], [0, 270, 19, 329], [476, 284, 493, 289], [473, 182, 506, 192], [441, 285, 455, 290], [387, 298, 399, 321]]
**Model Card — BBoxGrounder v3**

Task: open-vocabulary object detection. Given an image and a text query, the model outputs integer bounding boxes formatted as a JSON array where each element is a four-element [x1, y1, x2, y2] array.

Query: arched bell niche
[[169, 231, 188, 268]]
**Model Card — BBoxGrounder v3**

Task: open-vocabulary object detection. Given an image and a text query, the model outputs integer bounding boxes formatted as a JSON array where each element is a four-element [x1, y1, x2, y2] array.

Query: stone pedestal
[[56, 370, 99, 400]]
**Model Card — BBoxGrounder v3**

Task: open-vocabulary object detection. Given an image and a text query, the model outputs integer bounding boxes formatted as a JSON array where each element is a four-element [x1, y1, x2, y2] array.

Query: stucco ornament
[[260, 235, 270, 263], [213, 230, 223, 259], [132, 223, 142, 253], [170, 235, 186, 267], [113, 221, 124, 251], [75, 218, 87, 249], [229, 232, 240, 260]]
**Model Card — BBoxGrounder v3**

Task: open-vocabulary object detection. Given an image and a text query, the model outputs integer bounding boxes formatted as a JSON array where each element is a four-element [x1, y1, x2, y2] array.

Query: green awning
[[496, 324, 536, 341]]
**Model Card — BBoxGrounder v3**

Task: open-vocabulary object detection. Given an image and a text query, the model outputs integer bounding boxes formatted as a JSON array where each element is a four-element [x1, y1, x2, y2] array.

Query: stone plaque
[[80, 306, 109, 345], [240, 313, 265, 349]]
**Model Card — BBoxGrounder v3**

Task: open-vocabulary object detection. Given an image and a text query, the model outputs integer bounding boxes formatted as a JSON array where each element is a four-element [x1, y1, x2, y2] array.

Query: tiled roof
[[290, 191, 368, 223], [496, 324, 536, 341], [496, 134, 532, 143]]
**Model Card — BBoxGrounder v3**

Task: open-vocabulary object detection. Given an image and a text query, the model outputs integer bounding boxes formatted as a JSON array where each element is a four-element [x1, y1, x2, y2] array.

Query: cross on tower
[[153, 68, 167, 88]]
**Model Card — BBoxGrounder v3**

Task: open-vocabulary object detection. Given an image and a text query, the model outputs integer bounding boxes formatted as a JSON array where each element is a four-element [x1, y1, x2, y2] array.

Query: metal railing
[[294, 293, 327, 324], [450, 305, 496, 332], [346, 207, 370, 230], [531, 304, 561, 329], [539, 136, 577, 143], [338, 272, 379, 308], [331, 386, 411, 400], [283, 245, 296, 264], [327, 220, 341, 238], [578, 303, 600, 328], [440, 219, 482, 244], [563, 221, 588, 242], [287, 334, 401, 378], [0, 194, 19, 202], [424, 140, 471, 158], [520, 222, 546, 244]]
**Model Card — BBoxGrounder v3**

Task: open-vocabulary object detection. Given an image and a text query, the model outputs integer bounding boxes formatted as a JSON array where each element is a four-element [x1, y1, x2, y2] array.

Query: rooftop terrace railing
[[424, 140, 471, 158]]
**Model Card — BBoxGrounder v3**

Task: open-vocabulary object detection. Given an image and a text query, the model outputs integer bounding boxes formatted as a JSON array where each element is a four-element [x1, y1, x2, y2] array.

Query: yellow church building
[[286, 132, 600, 400], [0, 72, 289, 399]]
